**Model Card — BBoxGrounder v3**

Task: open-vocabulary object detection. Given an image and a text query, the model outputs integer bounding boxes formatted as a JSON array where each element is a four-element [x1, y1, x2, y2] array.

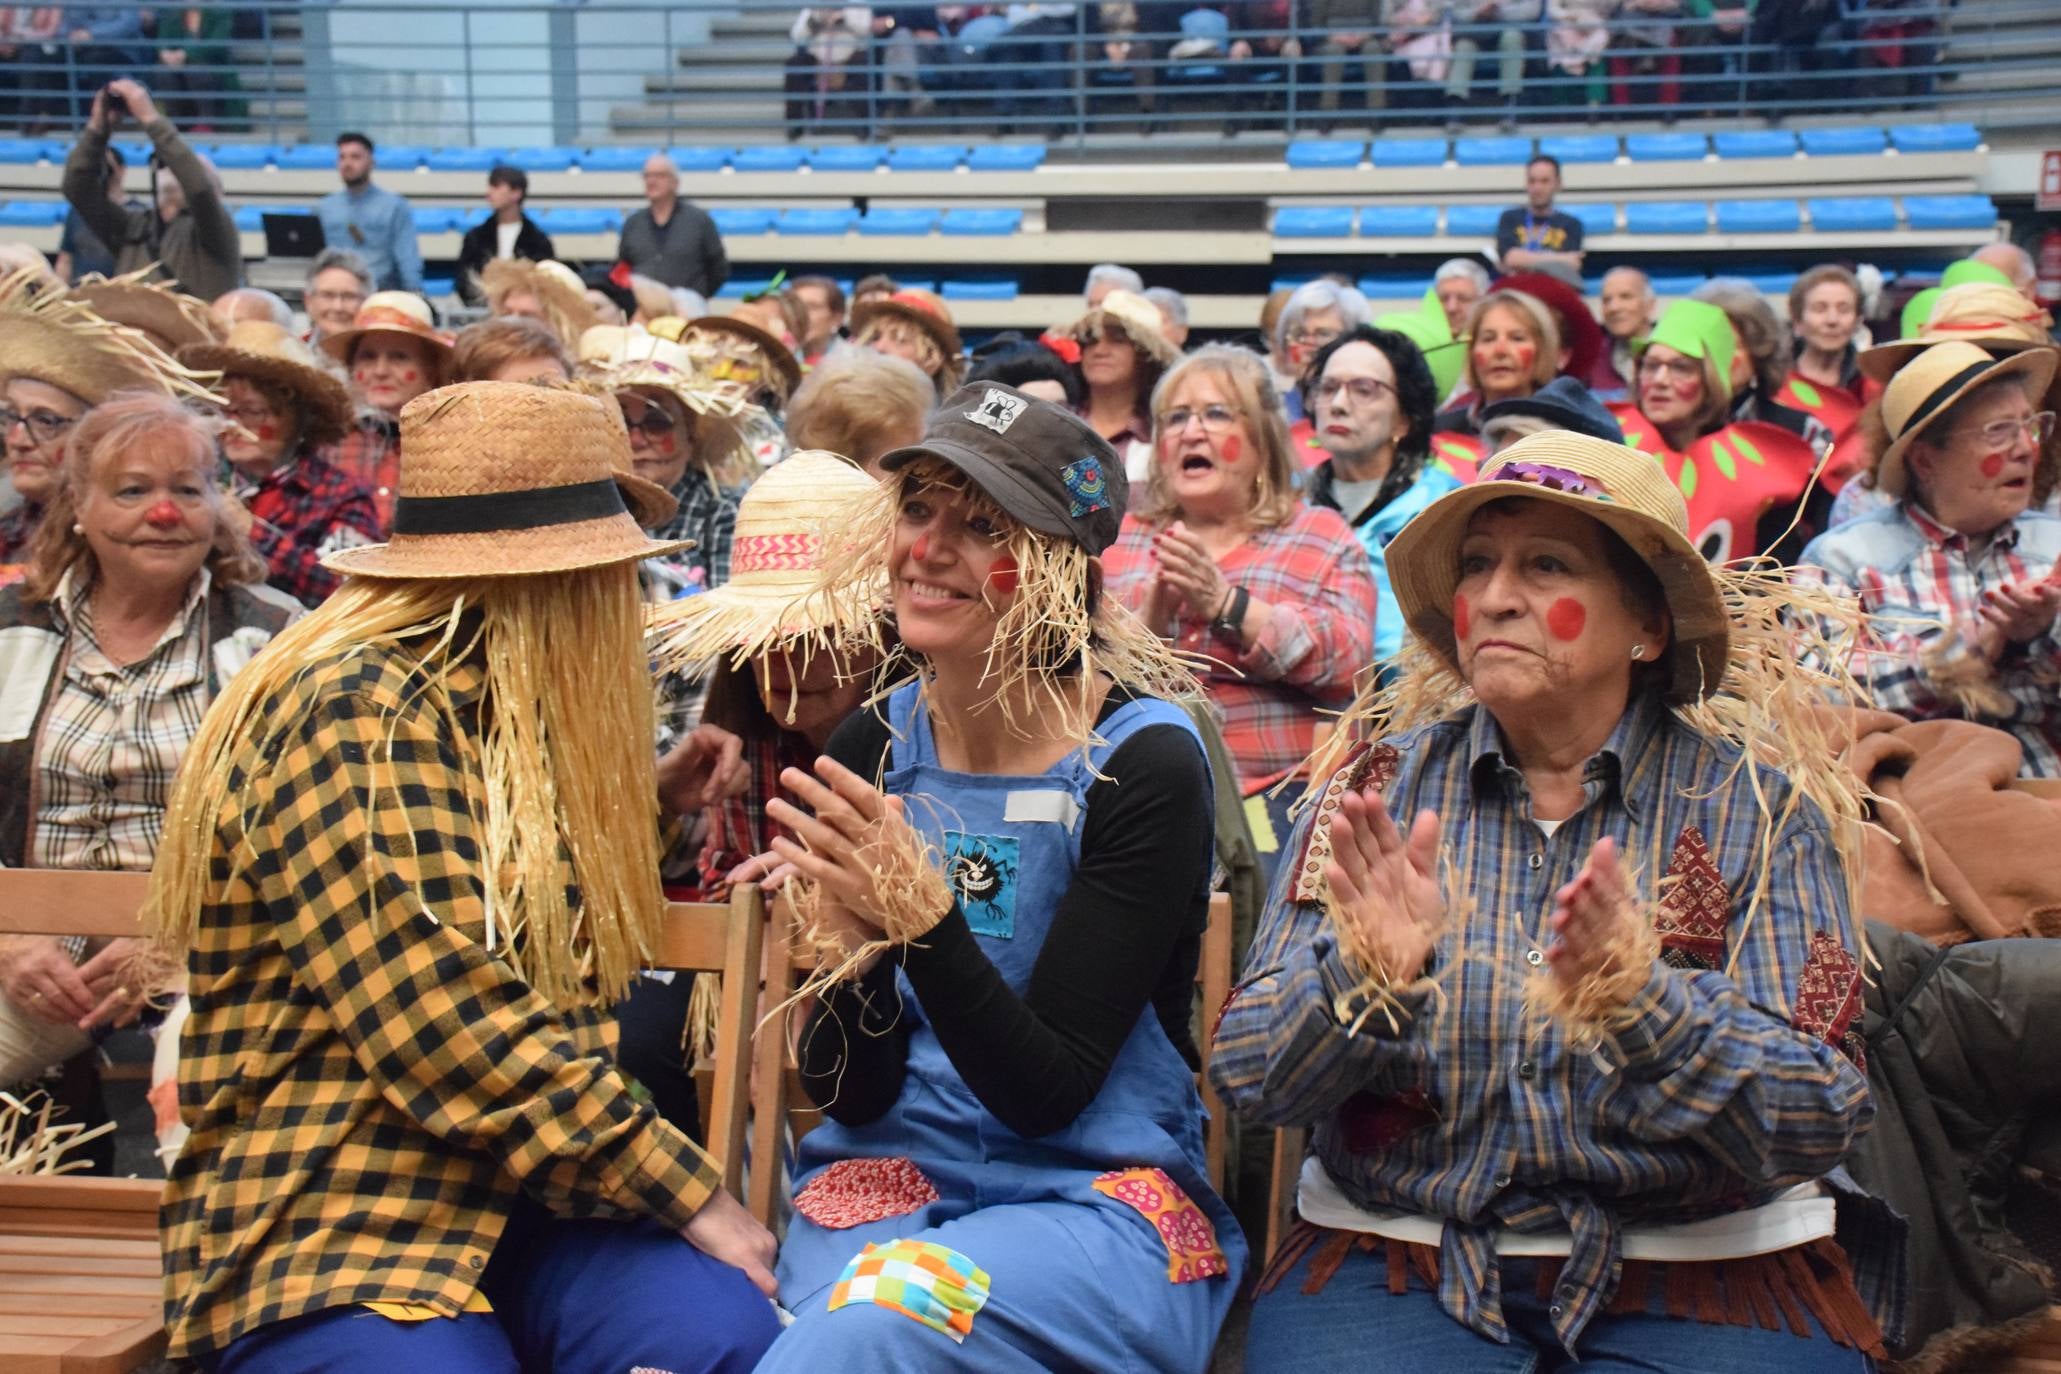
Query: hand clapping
[[1325, 788, 1444, 986], [1544, 837, 1650, 1009]]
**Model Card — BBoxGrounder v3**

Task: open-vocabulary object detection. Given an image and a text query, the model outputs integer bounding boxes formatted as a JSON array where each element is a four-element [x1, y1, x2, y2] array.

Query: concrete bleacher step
[[679, 37, 795, 68], [612, 98, 784, 130], [647, 69, 785, 96], [707, 10, 796, 40]]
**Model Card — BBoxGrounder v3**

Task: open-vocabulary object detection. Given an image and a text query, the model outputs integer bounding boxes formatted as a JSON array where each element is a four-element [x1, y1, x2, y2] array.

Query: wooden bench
[[0, 867, 771, 1372]]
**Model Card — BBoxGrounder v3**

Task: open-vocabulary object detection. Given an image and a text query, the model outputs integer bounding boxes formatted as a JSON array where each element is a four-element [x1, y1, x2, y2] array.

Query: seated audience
[[965, 332, 1084, 409], [1477, 373, 1625, 456], [1493, 269, 1617, 392], [1446, 0, 1536, 121], [452, 315, 573, 384], [677, 313, 805, 418], [301, 247, 373, 349], [1145, 284, 1191, 351], [208, 286, 292, 330], [1432, 287, 1562, 450], [783, 347, 935, 475], [1306, 0, 1383, 120], [1219, 431, 1878, 1373], [851, 273, 899, 307], [1432, 257, 1489, 337], [1063, 287, 1179, 477], [848, 286, 965, 398], [1276, 279, 1373, 423], [784, 5, 872, 132], [1495, 153, 1584, 275], [1970, 241, 2039, 303], [148, 4, 244, 128], [1797, 341, 2061, 777], [790, 274, 846, 364], [1598, 265, 1654, 394], [1692, 276, 1833, 450], [320, 291, 451, 530], [482, 258, 598, 351], [182, 321, 379, 606], [456, 164, 556, 306], [1084, 261, 1146, 306]]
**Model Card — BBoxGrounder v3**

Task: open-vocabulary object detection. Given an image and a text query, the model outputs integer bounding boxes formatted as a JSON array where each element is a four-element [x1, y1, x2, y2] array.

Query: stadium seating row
[[1271, 195, 1998, 239]]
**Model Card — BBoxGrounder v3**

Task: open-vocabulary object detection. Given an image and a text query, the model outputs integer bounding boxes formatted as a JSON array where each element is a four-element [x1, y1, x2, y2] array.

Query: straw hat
[[552, 374, 680, 530], [481, 258, 600, 347], [1386, 431, 1730, 702], [1860, 282, 2057, 383], [648, 450, 883, 668], [850, 289, 969, 379], [322, 382, 694, 580], [0, 266, 219, 406], [181, 321, 355, 447], [680, 313, 804, 402], [576, 325, 762, 484], [1491, 272, 1604, 386], [318, 291, 455, 369], [1063, 288, 1180, 370], [1871, 340, 2059, 498], [70, 271, 220, 352]]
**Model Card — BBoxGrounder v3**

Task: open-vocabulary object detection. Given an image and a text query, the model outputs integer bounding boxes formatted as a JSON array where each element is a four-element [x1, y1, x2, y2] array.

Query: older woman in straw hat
[[143, 381, 782, 1371], [741, 382, 1244, 1372], [1062, 286, 1180, 477], [0, 394, 296, 1094], [181, 320, 377, 607], [320, 290, 454, 531], [673, 312, 805, 417], [1797, 340, 2061, 777], [0, 266, 217, 567], [850, 286, 967, 398], [481, 257, 601, 351], [1218, 430, 1880, 1372]]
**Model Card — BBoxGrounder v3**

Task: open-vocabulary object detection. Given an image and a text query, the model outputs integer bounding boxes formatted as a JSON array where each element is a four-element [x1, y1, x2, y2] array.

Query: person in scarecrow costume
[[481, 257, 601, 352], [1215, 431, 1885, 1372], [142, 382, 781, 1372], [745, 383, 1246, 1371]]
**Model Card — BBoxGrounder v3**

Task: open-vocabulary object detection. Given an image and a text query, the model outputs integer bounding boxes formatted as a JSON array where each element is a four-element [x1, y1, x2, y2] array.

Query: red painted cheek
[[910, 533, 931, 563], [987, 554, 1019, 595], [1452, 593, 1471, 640], [253, 423, 278, 443], [1981, 452, 2006, 479], [1513, 343, 1536, 372], [401, 370, 419, 384], [1219, 434, 1242, 464], [352, 367, 371, 385], [1546, 597, 1587, 642], [651, 430, 678, 457]]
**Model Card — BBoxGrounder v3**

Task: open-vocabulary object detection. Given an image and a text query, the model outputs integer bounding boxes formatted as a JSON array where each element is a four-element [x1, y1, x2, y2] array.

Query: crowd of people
[[5, 62, 2061, 1374]]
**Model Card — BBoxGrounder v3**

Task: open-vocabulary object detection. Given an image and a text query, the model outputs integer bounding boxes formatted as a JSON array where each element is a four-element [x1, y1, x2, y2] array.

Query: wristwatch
[[1211, 585, 1250, 640]]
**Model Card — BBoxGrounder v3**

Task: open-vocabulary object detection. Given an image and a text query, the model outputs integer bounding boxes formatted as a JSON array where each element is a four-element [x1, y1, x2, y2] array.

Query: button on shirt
[[314, 182, 424, 293], [1211, 690, 1872, 1352]]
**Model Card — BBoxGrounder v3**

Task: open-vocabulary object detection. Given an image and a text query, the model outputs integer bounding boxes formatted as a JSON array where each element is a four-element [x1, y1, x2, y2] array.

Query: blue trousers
[[1245, 1239, 1876, 1373], [204, 1198, 781, 1374]]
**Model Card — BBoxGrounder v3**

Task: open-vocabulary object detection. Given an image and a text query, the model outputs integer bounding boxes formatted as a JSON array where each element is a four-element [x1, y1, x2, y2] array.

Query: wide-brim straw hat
[[850, 289, 969, 377], [1387, 431, 1730, 703], [1492, 272, 1604, 386], [318, 291, 455, 368], [323, 381, 693, 579], [181, 320, 355, 448], [682, 314, 804, 401], [70, 271, 220, 352], [0, 266, 219, 406], [1063, 288, 1181, 370], [1859, 283, 2057, 383], [481, 258, 600, 345], [576, 325, 762, 482], [649, 450, 884, 667], [1872, 340, 2060, 498]]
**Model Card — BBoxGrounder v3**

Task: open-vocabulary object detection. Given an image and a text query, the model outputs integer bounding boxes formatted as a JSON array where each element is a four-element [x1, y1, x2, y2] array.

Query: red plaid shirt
[[1102, 503, 1377, 793], [689, 730, 814, 898], [325, 415, 401, 533], [236, 450, 383, 607]]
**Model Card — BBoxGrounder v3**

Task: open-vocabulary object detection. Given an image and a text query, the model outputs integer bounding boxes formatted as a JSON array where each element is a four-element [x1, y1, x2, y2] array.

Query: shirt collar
[[1903, 499, 2022, 554], [1465, 686, 1669, 822], [51, 563, 212, 656]]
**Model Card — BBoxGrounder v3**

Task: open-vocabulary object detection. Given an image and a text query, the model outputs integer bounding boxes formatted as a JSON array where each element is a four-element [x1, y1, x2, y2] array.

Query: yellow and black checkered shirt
[[161, 642, 721, 1361]]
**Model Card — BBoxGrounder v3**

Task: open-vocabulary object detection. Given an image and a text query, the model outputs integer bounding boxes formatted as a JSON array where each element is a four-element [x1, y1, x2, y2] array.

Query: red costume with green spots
[[1607, 403, 1821, 562]]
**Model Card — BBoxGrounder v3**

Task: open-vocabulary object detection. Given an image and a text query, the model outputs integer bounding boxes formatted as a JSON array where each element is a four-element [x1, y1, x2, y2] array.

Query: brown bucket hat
[[182, 321, 355, 448]]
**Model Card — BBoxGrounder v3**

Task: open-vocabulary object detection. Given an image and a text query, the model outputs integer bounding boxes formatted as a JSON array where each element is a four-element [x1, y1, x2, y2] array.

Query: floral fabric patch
[[1061, 455, 1111, 516], [1651, 824, 1731, 973], [1792, 931, 1867, 1070], [828, 1238, 992, 1343], [1092, 1167, 1231, 1284], [794, 1156, 941, 1231], [1290, 742, 1399, 904]]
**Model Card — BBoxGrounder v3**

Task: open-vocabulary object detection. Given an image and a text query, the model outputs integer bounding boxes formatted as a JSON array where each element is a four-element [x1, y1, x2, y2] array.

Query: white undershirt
[[495, 219, 521, 260]]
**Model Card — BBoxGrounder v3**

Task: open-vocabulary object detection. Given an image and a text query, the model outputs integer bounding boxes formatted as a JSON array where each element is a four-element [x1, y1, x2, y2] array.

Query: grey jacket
[[62, 119, 242, 302], [617, 201, 729, 296]]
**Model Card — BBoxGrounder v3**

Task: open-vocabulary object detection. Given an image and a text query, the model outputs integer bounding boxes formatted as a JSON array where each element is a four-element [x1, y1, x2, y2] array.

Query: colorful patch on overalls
[[1061, 456, 1111, 516], [943, 832, 1019, 938], [1092, 1168, 1230, 1284], [827, 1239, 992, 1343], [794, 1156, 941, 1230]]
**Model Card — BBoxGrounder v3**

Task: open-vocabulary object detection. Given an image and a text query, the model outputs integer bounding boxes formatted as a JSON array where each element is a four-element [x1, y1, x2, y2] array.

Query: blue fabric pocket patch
[[943, 832, 1019, 938]]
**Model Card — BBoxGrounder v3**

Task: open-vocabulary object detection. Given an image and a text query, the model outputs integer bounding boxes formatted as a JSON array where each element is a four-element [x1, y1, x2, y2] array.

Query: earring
[[1630, 645, 1646, 660], [71, 523, 84, 535]]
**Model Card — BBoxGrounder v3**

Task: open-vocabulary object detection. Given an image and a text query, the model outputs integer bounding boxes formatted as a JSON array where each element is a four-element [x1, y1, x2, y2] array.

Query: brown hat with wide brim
[[0, 266, 219, 406], [323, 381, 693, 579], [681, 314, 804, 402], [1387, 430, 1730, 703], [1062, 288, 1181, 370], [850, 289, 968, 385], [1872, 340, 2060, 498], [182, 320, 355, 448], [1859, 283, 2058, 384], [70, 271, 220, 352]]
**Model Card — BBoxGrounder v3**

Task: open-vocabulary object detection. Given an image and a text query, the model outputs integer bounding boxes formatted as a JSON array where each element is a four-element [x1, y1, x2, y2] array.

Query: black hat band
[[390, 478, 629, 537], [1901, 359, 2002, 436]]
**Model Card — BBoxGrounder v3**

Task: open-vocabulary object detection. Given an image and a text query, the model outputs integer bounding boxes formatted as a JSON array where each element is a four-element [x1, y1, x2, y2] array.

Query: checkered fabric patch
[[827, 1239, 992, 1343]]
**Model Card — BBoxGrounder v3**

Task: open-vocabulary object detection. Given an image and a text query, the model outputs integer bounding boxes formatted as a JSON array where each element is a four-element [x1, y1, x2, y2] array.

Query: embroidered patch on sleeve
[[794, 1157, 941, 1231], [1289, 743, 1398, 905], [1651, 824, 1731, 973], [943, 832, 1019, 938], [1092, 1168, 1231, 1284], [1791, 931, 1866, 1071], [828, 1239, 992, 1343]]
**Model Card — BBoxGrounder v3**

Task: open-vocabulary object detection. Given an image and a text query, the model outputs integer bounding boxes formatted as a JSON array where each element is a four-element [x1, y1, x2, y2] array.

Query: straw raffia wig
[[849, 289, 967, 392], [0, 266, 221, 407], [145, 383, 691, 1009], [678, 314, 805, 408], [576, 325, 765, 489], [482, 258, 601, 350]]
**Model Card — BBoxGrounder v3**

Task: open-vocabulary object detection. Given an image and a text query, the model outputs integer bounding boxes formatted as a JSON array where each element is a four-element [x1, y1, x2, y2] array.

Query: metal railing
[[0, 0, 2051, 148]]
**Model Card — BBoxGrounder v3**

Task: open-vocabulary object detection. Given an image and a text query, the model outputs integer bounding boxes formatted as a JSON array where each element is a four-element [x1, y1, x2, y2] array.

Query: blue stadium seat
[[232, 206, 265, 231], [672, 147, 731, 172], [581, 146, 656, 172], [1285, 139, 1364, 169], [809, 144, 887, 171], [1445, 204, 1502, 237], [777, 206, 858, 235], [940, 279, 1019, 300], [422, 276, 456, 298], [111, 140, 152, 166], [375, 144, 433, 171], [1646, 272, 1709, 295], [715, 277, 780, 298], [1567, 202, 1617, 237], [1743, 271, 1798, 296], [1273, 205, 1355, 237], [1800, 126, 1886, 157], [968, 145, 1045, 172], [427, 147, 506, 172], [939, 207, 1022, 235], [1453, 136, 1532, 166], [0, 138, 57, 164], [709, 207, 777, 235], [857, 207, 940, 235], [1358, 275, 1436, 299], [1714, 199, 1801, 233], [1889, 123, 1980, 155], [888, 145, 968, 171], [0, 201, 66, 227], [1538, 134, 1618, 164], [1624, 201, 1708, 235], [534, 206, 622, 234], [1808, 196, 1897, 232], [269, 144, 333, 171], [209, 144, 277, 170], [1624, 131, 1707, 162], [1370, 138, 1446, 168], [1903, 195, 1997, 230], [507, 146, 578, 173], [1270, 274, 1318, 292], [411, 206, 470, 234], [1712, 129, 1797, 160], [732, 146, 808, 173], [1359, 205, 1439, 237]]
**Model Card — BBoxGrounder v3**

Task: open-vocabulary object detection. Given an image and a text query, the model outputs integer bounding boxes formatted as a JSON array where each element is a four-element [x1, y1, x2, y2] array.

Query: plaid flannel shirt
[[163, 640, 722, 1361], [325, 414, 401, 532], [1101, 503, 1377, 793], [644, 467, 741, 602], [235, 449, 383, 607], [1794, 500, 2061, 777], [692, 729, 812, 898], [1211, 690, 1874, 1353]]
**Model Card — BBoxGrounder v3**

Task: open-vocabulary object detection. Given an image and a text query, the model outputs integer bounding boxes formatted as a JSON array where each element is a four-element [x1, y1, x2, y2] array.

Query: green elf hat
[[1377, 288, 1469, 399], [1901, 258, 2015, 339], [1633, 298, 1738, 403]]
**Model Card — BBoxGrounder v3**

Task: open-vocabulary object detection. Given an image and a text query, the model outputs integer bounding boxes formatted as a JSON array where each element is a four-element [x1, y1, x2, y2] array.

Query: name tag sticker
[[1003, 789, 1079, 828]]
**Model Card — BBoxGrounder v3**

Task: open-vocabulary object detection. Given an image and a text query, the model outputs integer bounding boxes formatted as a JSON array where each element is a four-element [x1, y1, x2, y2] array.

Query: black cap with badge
[[878, 382, 1127, 555]]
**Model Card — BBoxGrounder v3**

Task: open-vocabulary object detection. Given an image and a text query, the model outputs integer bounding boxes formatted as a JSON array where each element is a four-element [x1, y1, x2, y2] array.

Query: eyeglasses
[[1637, 354, 1703, 383], [306, 289, 366, 307], [620, 407, 678, 438], [0, 406, 77, 444], [223, 406, 277, 429], [1965, 411, 2058, 450], [1160, 404, 1242, 434], [1314, 376, 1395, 406], [1287, 327, 1342, 350]]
